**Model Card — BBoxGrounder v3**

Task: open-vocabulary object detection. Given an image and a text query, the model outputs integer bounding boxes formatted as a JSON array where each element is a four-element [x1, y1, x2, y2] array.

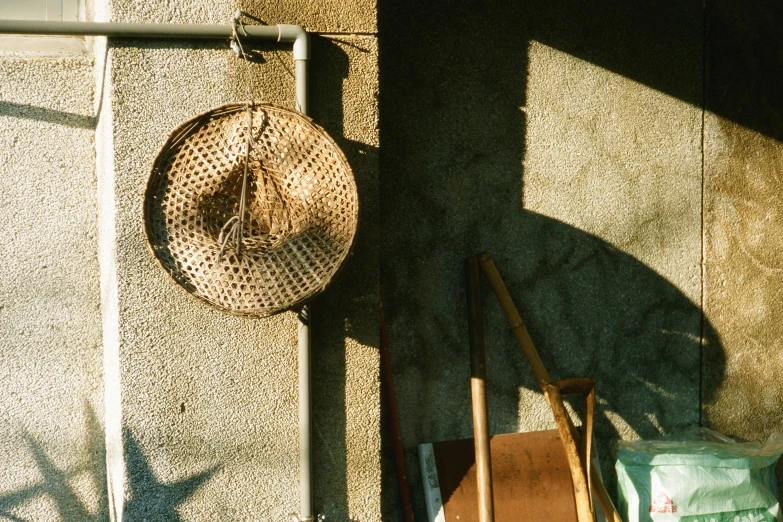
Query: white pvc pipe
[[0, 19, 279, 39], [284, 25, 313, 522], [295, 59, 309, 114], [297, 305, 313, 521], [292, 29, 313, 522]]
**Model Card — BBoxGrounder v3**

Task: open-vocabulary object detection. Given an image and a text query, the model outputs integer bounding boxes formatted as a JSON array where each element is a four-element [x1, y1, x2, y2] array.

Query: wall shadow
[[0, 403, 220, 522], [0, 101, 95, 129], [309, 34, 380, 521], [704, 0, 783, 142], [378, 0, 731, 519], [0, 405, 106, 521], [519, 0, 783, 143], [123, 429, 220, 522]]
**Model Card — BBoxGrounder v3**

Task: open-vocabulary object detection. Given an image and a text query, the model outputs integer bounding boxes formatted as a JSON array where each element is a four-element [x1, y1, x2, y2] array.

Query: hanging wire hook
[[231, 11, 256, 107], [220, 10, 259, 260]]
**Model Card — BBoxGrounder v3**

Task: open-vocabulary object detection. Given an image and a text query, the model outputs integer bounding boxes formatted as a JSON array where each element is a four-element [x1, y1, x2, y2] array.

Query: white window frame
[[0, 0, 81, 22], [0, 0, 86, 55]]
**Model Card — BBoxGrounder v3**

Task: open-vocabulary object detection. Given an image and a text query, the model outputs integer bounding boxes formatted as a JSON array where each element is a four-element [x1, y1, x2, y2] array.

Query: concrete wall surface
[[379, 0, 782, 519], [0, 47, 106, 520], [0, 0, 379, 521], [2, 0, 783, 521], [100, 0, 379, 521], [702, 0, 783, 447]]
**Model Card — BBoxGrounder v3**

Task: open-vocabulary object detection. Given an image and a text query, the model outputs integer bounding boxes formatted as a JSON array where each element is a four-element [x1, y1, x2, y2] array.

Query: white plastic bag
[[616, 429, 783, 522]]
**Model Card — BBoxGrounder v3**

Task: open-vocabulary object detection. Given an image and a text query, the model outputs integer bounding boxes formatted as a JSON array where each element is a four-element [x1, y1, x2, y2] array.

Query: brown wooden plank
[[432, 430, 579, 522]]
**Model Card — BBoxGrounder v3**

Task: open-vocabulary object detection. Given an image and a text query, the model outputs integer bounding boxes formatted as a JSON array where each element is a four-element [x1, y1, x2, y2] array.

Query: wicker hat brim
[[144, 103, 358, 317]]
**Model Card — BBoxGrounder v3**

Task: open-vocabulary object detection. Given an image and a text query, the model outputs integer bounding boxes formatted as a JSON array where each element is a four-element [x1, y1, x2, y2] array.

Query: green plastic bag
[[616, 429, 783, 522]]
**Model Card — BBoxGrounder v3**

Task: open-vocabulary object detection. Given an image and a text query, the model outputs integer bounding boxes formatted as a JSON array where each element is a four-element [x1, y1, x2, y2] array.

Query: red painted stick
[[380, 298, 416, 522]]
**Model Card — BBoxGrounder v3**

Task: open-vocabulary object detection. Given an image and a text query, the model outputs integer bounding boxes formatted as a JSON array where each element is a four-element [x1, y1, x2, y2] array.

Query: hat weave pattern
[[144, 103, 358, 317]]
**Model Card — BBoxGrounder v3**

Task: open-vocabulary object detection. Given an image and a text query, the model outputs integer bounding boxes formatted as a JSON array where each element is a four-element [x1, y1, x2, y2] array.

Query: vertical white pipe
[[296, 59, 308, 115], [295, 49, 312, 521], [298, 305, 312, 520]]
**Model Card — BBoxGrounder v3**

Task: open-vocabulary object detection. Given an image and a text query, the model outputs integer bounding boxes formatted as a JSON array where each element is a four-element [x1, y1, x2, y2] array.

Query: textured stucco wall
[[99, 1, 379, 521], [0, 1, 379, 520], [379, 1, 781, 519], [702, 0, 783, 486], [3, 0, 783, 520], [0, 49, 105, 520]]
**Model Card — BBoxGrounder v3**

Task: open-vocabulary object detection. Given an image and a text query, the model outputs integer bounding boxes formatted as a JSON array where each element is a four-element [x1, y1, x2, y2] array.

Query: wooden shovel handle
[[544, 382, 594, 522], [477, 252, 623, 522], [477, 252, 551, 387]]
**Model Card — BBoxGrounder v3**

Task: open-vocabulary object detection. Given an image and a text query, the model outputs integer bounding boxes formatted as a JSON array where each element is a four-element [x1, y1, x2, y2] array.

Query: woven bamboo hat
[[144, 103, 358, 317]]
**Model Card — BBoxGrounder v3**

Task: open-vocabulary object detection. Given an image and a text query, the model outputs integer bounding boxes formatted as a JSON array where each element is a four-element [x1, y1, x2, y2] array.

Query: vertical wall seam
[[699, 0, 709, 427], [95, 40, 125, 522]]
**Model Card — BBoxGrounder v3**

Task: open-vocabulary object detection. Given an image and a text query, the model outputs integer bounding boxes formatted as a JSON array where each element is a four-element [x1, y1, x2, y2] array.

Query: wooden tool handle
[[478, 252, 623, 522], [466, 256, 495, 522], [477, 252, 551, 387], [544, 383, 595, 522], [552, 377, 595, 396], [551, 377, 597, 517], [584, 381, 596, 517]]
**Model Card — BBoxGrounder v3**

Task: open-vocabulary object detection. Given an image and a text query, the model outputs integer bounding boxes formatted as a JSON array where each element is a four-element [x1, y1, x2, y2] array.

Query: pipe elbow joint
[[277, 24, 309, 61]]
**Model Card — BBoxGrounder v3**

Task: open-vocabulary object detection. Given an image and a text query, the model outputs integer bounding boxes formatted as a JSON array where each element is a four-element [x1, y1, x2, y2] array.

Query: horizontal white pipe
[[0, 20, 309, 53]]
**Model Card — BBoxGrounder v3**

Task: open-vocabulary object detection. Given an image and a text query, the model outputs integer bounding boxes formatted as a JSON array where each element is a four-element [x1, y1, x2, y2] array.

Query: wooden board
[[420, 430, 579, 522]]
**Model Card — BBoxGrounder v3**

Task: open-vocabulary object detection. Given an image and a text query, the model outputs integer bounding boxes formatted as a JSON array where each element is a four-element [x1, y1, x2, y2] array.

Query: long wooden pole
[[466, 256, 495, 522]]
